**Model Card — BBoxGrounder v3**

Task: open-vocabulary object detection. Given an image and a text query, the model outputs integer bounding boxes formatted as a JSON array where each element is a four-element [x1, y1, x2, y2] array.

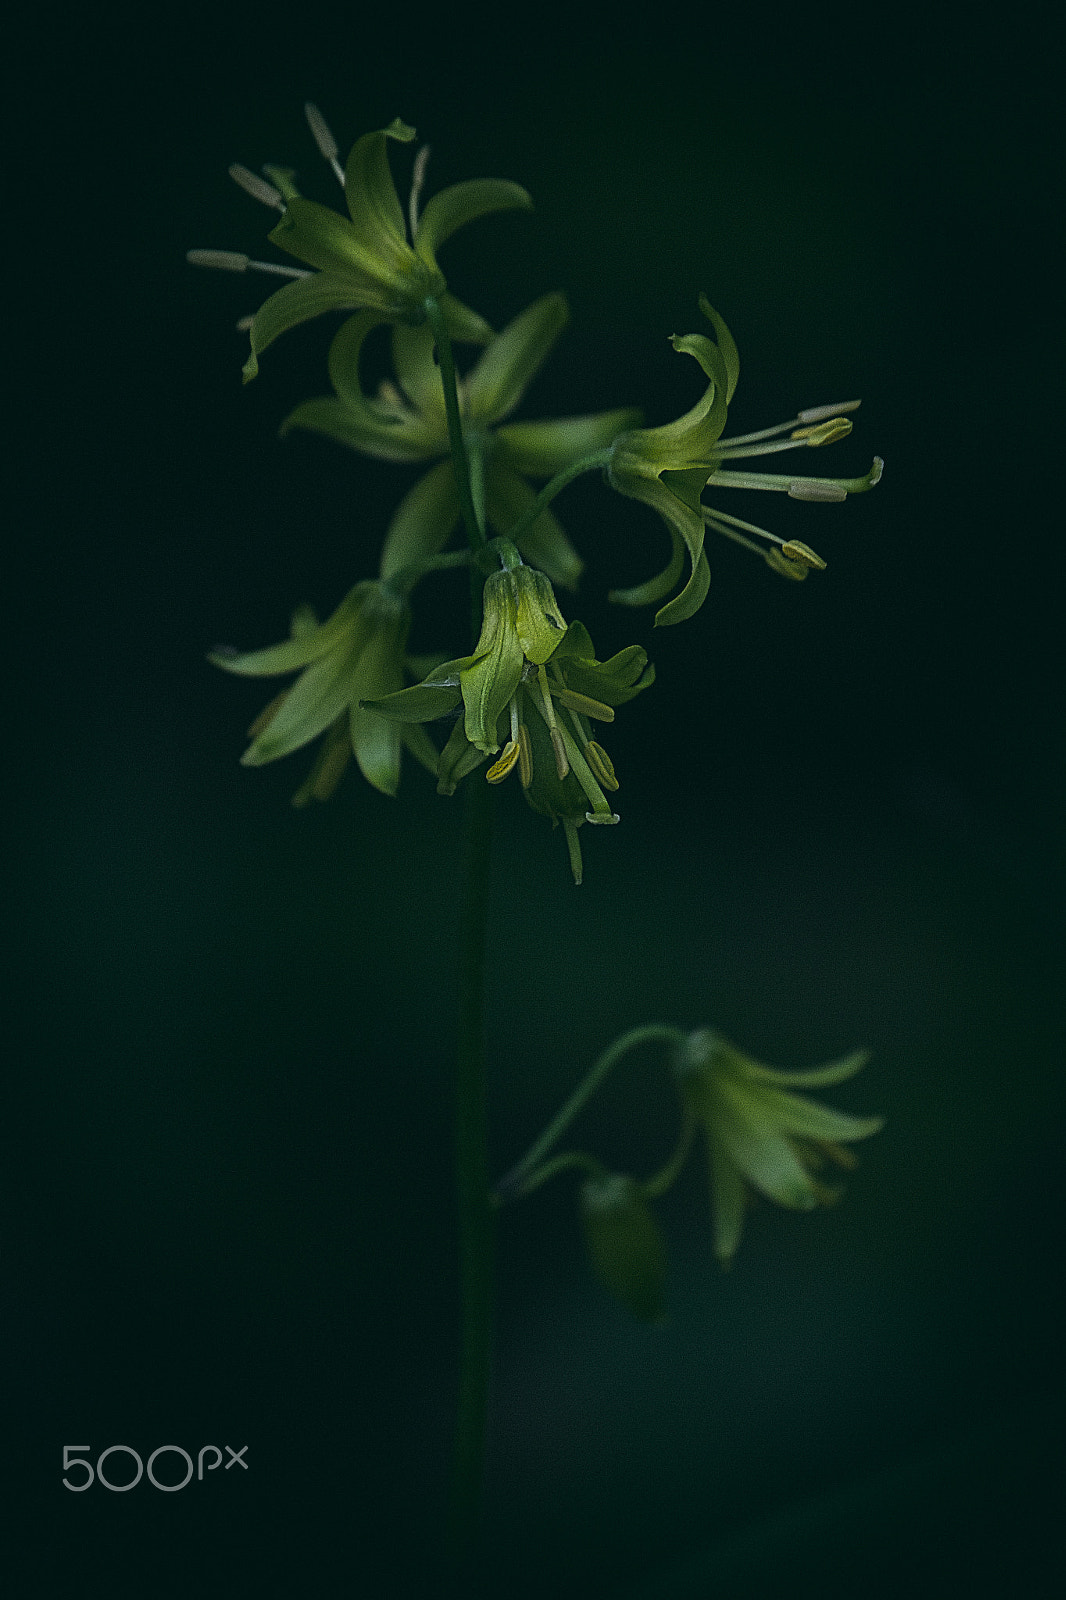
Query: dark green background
[[8, 3, 1062, 1596]]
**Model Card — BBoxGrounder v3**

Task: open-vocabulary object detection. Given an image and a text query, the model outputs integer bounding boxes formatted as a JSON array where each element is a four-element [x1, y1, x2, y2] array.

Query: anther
[[304, 102, 346, 186], [550, 685, 615, 722], [228, 164, 284, 209], [409, 145, 431, 238], [486, 741, 522, 784], [187, 249, 251, 272], [550, 727, 570, 781], [790, 417, 853, 447], [780, 540, 827, 569], [795, 400, 861, 424], [585, 810, 621, 825], [586, 742, 619, 791], [517, 723, 533, 788], [787, 481, 848, 502]]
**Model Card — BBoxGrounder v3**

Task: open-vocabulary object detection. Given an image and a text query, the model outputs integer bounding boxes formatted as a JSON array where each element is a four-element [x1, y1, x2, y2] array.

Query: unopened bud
[[580, 1174, 668, 1323]]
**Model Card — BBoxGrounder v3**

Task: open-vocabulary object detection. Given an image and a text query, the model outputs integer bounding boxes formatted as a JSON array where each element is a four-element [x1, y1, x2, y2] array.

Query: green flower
[[672, 1029, 883, 1263], [208, 581, 438, 802], [606, 295, 882, 623], [279, 293, 639, 590], [188, 104, 532, 382], [364, 557, 654, 883]]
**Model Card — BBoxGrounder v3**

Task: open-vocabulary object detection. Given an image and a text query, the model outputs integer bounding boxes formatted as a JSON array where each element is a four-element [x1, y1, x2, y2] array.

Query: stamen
[[780, 540, 827, 569], [185, 250, 311, 281], [509, 697, 520, 747], [787, 481, 848, 502], [486, 741, 521, 783], [764, 549, 809, 582], [187, 249, 251, 272], [304, 102, 346, 187], [409, 144, 431, 238], [536, 666, 569, 779], [562, 818, 584, 886], [789, 417, 853, 446], [796, 400, 861, 424], [717, 400, 860, 449], [586, 741, 619, 791], [517, 723, 533, 788], [549, 685, 615, 722], [228, 164, 284, 209], [585, 809, 621, 825]]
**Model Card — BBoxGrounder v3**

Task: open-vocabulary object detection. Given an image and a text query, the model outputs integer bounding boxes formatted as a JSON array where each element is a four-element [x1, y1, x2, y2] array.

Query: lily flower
[[672, 1029, 883, 1263], [279, 293, 640, 590], [363, 555, 653, 882], [208, 580, 438, 802], [606, 296, 882, 622], [187, 103, 532, 382]]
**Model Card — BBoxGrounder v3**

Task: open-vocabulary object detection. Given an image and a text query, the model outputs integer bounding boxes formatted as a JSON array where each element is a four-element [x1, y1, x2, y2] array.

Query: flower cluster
[[192, 107, 882, 883]]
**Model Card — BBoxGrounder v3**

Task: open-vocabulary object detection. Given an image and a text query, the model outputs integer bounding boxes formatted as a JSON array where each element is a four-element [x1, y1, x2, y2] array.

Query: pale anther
[[187, 249, 250, 272], [304, 103, 346, 186], [228, 164, 284, 209], [787, 481, 848, 502], [795, 400, 861, 424], [585, 811, 621, 826]]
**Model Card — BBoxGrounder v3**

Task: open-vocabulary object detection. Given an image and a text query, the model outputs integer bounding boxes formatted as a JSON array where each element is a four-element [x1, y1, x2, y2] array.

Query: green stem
[[424, 295, 485, 557], [496, 1024, 686, 1200], [504, 447, 612, 551], [425, 292, 496, 1572], [447, 772, 495, 1571]]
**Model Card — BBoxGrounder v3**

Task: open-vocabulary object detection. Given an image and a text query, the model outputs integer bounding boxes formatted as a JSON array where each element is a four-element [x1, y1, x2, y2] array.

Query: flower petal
[[343, 120, 416, 272], [415, 179, 533, 276], [379, 460, 461, 580], [242, 645, 362, 765], [714, 1085, 820, 1210], [209, 587, 367, 676], [708, 1126, 748, 1263], [464, 293, 568, 424], [243, 271, 391, 383], [749, 1050, 872, 1089], [497, 409, 641, 476], [391, 319, 448, 424]]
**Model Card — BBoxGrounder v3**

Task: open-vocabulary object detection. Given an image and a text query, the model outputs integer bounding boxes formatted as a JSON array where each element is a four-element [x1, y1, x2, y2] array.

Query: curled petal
[[415, 179, 533, 276]]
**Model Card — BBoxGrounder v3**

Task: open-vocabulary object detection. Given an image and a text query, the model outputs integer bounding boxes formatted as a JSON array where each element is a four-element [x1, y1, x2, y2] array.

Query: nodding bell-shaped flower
[[672, 1029, 883, 1264], [208, 581, 438, 803], [279, 292, 639, 591], [363, 553, 654, 883], [187, 104, 532, 382], [606, 295, 882, 622]]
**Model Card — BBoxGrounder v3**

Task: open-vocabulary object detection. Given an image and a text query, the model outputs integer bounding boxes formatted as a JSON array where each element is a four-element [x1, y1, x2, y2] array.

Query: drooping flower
[[363, 555, 654, 882], [672, 1029, 883, 1263], [278, 293, 640, 590], [187, 104, 532, 382], [580, 1173, 669, 1324], [208, 580, 438, 802], [606, 295, 882, 623]]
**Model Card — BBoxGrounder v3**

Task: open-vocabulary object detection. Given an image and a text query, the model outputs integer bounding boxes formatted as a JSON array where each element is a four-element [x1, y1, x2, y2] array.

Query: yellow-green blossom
[[208, 581, 437, 802], [672, 1029, 883, 1262], [188, 105, 531, 382], [279, 293, 639, 590], [607, 295, 882, 622], [364, 559, 653, 882]]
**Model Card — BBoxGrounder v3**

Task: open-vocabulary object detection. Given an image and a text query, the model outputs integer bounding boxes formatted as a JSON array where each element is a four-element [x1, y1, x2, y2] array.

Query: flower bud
[[580, 1174, 668, 1323]]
